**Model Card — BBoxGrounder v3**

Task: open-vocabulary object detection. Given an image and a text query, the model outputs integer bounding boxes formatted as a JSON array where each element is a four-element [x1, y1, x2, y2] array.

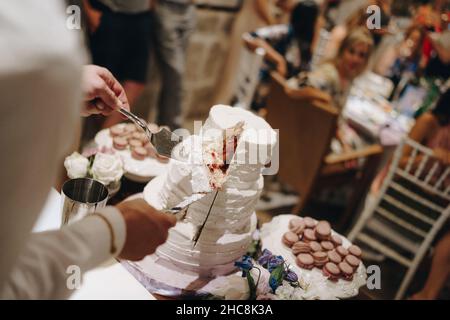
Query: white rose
[[64, 152, 89, 179], [91, 152, 124, 185], [210, 275, 249, 300]]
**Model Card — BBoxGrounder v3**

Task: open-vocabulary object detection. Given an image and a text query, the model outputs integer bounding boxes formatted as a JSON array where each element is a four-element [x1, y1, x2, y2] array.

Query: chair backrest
[[233, 35, 266, 110], [348, 137, 450, 299], [265, 72, 339, 208]]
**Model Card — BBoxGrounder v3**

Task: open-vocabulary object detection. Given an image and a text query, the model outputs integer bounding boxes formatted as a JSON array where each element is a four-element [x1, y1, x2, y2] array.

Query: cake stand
[[121, 174, 253, 299]]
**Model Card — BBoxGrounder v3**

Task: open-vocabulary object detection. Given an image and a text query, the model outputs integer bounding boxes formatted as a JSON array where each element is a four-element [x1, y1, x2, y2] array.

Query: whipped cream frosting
[[145, 105, 277, 278]]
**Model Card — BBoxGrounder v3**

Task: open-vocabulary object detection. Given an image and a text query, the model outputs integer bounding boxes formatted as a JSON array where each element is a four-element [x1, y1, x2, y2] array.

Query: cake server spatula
[[117, 107, 182, 158]]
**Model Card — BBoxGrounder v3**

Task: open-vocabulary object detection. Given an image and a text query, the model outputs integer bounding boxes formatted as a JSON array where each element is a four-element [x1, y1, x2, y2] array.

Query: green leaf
[[246, 272, 257, 300]]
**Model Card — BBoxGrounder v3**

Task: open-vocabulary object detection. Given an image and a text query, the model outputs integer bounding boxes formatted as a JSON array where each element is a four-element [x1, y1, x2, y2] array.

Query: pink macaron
[[336, 245, 349, 257], [339, 262, 354, 281], [348, 245, 362, 259], [292, 241, 311, 255], [321, 241, 335, 251], [322, 262, 340, 282], [282, 231, 299, 247], [304, 217, 317, 229], [313, 251, 329, 268], [345, 255, 361, 270], [327, 250, 342, 264], [110, 125, 125, 137], [315, 220, 332, 241], [124, 123, 137, 133], [113, 136, 128, 150], [296, 253, 314, 270], [303, 229, 317, 243], [309, 241, 322, 253], [129, 139, 143, 148], [131, 147, 148, 161], [331, 234, 343, 247], [289, 218, 306, 235]]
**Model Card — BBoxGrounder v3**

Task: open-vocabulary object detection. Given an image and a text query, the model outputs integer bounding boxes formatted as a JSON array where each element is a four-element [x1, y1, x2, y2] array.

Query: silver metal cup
[[60, 178, 109, 226]]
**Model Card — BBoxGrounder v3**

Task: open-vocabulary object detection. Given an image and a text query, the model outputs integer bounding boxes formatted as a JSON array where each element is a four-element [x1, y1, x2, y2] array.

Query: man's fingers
[[94, 82, 122, 110], [97, 67, 129, 111]]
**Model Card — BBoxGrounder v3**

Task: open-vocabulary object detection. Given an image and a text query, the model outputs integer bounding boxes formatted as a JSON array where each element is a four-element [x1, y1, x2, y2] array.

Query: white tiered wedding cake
[[127, 105, 277, 295]]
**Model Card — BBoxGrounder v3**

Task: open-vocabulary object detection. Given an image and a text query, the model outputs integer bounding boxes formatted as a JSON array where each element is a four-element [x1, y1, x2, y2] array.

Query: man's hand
[[116, 199, 176, 261], [81, 65, 130, 117]]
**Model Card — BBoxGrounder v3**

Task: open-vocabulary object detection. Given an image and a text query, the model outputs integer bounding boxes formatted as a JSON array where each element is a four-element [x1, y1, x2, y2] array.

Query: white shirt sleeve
[[0, 0, 126, 299], [1, 207, 126, 300]]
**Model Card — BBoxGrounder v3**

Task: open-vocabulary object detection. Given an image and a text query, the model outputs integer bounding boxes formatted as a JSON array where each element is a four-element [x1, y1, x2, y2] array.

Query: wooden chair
[[265, 72, 383, 228]]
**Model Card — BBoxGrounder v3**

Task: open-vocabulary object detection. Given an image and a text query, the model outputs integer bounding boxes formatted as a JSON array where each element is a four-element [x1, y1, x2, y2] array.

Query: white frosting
[[144, 105, 277, 279]]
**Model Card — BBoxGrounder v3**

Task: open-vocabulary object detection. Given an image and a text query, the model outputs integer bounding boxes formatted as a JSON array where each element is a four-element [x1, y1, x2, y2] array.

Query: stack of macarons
[[110, 123, 157, 161], [282, 217, 362, 282]]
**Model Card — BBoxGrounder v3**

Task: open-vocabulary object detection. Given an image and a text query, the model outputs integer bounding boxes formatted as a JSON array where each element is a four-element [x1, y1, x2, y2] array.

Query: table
[[33, 189, 154, 300], [343, 71, 416, 146]]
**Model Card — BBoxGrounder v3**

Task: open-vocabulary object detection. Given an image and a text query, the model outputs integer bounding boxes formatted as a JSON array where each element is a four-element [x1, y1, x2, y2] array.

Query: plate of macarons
[[95, 122, 169, 183], [261, 214, 367, 299]]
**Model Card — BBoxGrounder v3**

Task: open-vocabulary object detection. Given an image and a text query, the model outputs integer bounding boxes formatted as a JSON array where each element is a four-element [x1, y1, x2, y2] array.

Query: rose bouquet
[[64, 147, 124, 196]]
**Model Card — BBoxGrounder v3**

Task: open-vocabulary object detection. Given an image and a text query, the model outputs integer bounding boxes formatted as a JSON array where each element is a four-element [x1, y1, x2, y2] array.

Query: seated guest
[[245, 0, 322, 78], [287, 28, 374, 154], [374, 25, 425, 90], [323, 0, 391, 62], [371, 89, 450, 194], [410, 231, 450, 300], [322, 6, 368, 62], [423, 10, 450, 79], [289, 28, 374, 112], [244, 0, 323, 110]]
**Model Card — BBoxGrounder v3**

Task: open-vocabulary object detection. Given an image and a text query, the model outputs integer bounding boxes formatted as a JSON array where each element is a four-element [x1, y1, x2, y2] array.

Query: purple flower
[[267, 255, 284, 273], [284, 270, 298, 283], [257, 249, 273, 267], [234, 255, 253, 277]]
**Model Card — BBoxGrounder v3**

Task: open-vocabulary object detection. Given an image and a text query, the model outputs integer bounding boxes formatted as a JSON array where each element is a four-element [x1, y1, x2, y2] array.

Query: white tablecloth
[[33, 189, 154, 300]]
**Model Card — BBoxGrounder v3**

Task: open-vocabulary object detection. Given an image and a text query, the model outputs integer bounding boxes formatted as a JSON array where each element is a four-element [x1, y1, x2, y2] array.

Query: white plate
[[95, 126, 169, 183], [260, 215, 367, 299]]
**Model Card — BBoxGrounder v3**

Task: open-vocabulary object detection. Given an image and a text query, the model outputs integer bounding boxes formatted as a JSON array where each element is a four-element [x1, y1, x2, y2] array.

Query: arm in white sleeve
[[0, 0, 122, 300], [1, 207, 126, 300]]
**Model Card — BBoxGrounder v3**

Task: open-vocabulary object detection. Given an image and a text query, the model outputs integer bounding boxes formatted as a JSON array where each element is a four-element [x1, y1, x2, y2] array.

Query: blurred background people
[[244, 0, 323, 111], [151, 0, 196, 130], [374, 25, 425, 95], [371, 89, 450, 194], [83, 0, 153, 128], [298, 28, 374, 112], [411, 231, 450, 300], [214, 0, 292, 106]]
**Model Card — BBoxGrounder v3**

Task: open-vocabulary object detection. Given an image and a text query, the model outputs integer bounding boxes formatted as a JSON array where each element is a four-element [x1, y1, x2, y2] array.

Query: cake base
[[121, 256, 250, 299], [123, 174, 254, 299]]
